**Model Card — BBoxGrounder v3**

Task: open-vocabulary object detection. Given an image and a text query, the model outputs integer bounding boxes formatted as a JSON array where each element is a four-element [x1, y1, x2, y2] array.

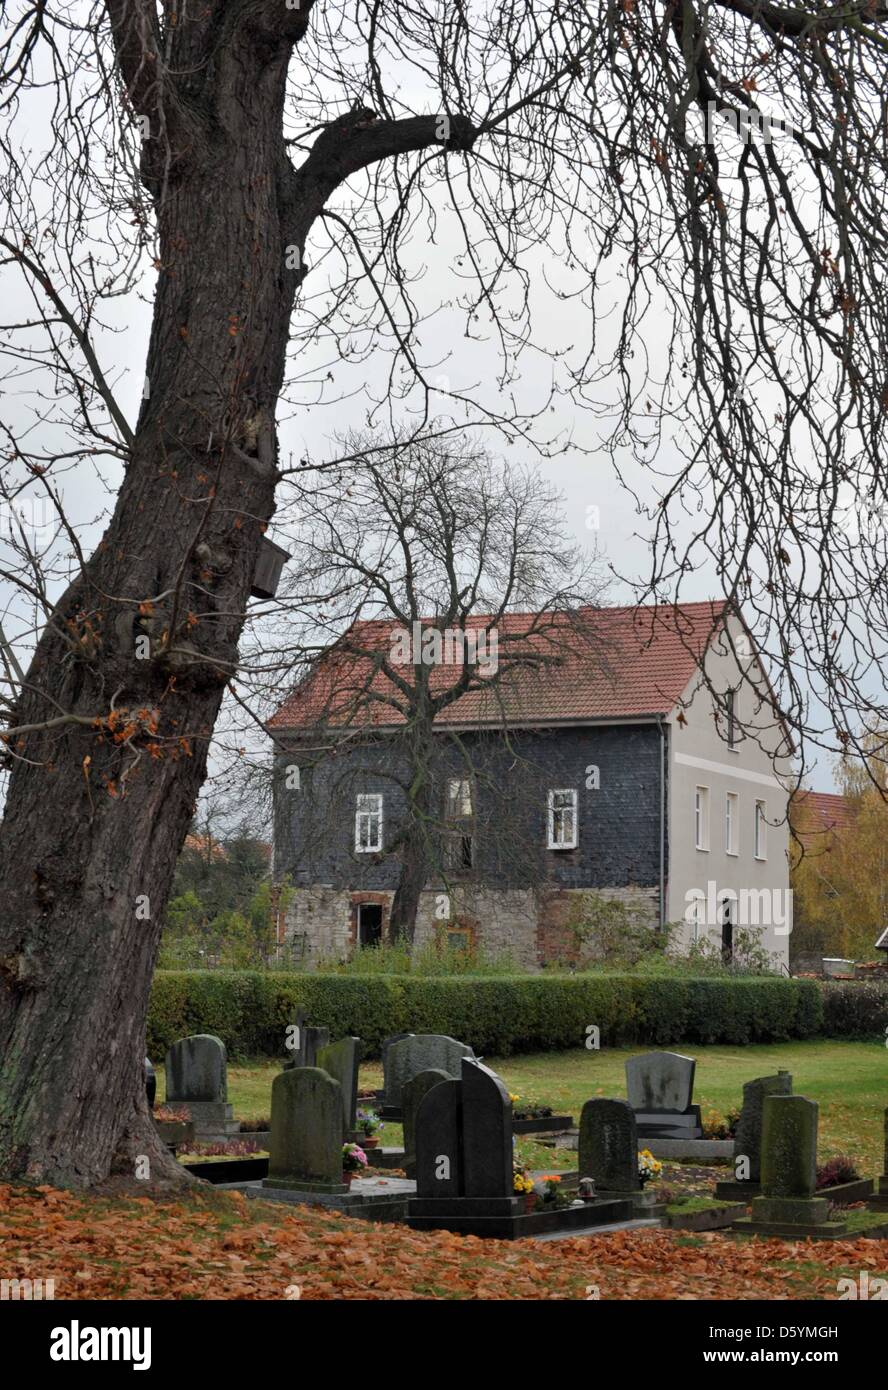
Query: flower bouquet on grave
[[342, 1142, 369, 1184], [638, 1149, 663, 1186], [514, 1164, 537, 1212], [356, 1108, 383, 1148]]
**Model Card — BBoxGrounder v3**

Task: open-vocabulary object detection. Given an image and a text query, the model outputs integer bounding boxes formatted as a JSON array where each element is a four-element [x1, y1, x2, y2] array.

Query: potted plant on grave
[[514, 1164, 536, 1212], [356, 1108, 383, 1149], [533, 1174, 569, 1210], [342, 1142, 369, 1186]]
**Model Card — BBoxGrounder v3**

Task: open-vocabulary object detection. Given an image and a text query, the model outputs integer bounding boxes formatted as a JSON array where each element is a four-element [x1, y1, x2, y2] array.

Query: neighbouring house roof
[[183, 833, 227, 859], [792, 789, 856, 844], [267, 599, 735, 732]]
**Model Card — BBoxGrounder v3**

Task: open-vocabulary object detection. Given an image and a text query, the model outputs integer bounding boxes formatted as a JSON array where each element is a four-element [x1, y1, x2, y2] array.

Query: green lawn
[[154, 1039, 888, 1174]]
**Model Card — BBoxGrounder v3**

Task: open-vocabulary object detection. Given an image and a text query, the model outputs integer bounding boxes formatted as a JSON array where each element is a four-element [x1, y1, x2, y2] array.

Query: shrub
[[818, 980, 888, 1039], [147, 970, 824, 1059], [816, 1156, 861, 1190]]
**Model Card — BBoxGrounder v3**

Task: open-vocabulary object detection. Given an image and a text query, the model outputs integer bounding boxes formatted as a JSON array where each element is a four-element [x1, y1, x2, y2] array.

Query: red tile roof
[[267, 600, 730, 731], [792, 790, 855, 843]]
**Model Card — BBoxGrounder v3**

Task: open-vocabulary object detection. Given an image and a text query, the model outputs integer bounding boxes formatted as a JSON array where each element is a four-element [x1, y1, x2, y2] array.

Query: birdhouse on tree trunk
[[251, 537, 290, 600]]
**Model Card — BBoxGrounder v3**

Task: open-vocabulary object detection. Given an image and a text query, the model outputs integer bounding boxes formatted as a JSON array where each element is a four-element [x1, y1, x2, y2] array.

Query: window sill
[[695, 845, 710, 853]]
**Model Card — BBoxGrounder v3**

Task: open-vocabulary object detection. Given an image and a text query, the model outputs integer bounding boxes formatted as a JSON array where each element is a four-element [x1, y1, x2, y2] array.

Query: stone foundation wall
[[537, 886, 661, 966], [282, 883, 662, 970]]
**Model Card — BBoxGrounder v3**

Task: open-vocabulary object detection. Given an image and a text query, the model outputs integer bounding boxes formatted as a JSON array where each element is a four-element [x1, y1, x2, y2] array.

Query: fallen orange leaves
[[0, 1183, 885, 1301]]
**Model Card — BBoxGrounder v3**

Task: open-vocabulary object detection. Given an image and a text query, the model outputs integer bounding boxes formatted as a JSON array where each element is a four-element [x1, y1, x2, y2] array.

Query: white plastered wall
[[665, 614, 793, 968]]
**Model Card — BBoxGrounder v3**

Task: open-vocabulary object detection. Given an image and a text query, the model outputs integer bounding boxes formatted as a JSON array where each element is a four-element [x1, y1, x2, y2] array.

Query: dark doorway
[[357, 903, 383, 947], [720, 898, 735, 963]]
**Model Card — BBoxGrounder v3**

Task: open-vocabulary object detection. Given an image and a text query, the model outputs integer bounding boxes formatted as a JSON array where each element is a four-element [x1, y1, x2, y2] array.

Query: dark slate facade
[[273, 721, 666, 897]]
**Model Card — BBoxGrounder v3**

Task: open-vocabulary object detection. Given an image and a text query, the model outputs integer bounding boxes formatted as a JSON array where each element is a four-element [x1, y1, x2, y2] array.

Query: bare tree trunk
[[0, 33, 297, 1188], [388, 721, 434, 946]]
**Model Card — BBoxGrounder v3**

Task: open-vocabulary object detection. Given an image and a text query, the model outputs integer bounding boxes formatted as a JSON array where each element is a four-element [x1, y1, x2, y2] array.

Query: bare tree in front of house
[[254, 431, 610, 942], [1, 0, 888, 1189]]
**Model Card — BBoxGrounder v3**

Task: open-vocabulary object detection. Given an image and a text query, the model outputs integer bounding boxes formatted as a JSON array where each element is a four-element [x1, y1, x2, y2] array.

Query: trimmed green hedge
[[818, 980, 888, 1040], [147, 971, 831, 1060]]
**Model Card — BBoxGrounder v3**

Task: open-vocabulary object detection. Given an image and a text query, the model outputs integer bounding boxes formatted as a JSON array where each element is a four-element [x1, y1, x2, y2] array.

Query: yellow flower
[[508, 1093, 520, 1104]]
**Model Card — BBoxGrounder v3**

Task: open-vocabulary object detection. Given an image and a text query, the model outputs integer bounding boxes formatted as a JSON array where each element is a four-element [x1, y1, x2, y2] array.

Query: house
[[267, 601, 793, 969], [791, 789, 855, 850]]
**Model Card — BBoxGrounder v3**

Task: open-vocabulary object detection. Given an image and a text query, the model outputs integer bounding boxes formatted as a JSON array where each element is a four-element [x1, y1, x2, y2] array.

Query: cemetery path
[[2, 1183, 886, 1300]]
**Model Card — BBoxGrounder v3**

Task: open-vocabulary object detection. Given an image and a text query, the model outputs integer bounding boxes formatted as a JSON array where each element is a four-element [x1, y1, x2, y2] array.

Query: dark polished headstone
[[144, 1057, 156, 1110], [461, 1059, 513, 1198], [402, 1068, 450, 1179], [415, 1077, 462, 1197], [578, 1098, 640, 1193]]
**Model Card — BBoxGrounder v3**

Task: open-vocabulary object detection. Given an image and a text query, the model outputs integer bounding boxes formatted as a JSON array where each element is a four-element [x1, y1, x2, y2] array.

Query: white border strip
[[675, 751, 782, 789]]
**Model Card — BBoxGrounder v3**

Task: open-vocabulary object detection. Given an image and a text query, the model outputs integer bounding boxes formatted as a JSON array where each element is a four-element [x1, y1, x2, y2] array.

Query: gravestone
[[264, 1066, 349, 1193], [381, 1032, 414, 1072], [283, 1008, 330, 1070], [402, 1068, 450, 1179], [716, 1070, 792, 1199], [739, 1095, 849, 1236], [462, 1059, 513, 1198], [625, 1051, 702, 1140], [384, 1034, 476, 1109], [415, 1075, 463, 1197], [409, 1058, 635, 1239], [578, 1098, 640, 1195], [144, 1057, 156, 1110], [164, 1034, 238, 1140], [875, 1108, 888, 1208], [317, 1036, 362, 1137]]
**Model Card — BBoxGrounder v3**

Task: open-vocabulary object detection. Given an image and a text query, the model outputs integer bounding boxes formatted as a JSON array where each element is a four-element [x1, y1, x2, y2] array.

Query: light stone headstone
[[384, 1034, 476, 1108], [317, 1036, 362, 1136], [749, 1094, 832, 1227], [625, 1051, 695, 1113], [578, 1098, 640, 1193], [165, 1033, 227, 1102], [734, 1070, 793, 1184], [163, 1033, 237, 1140], [264, 1066, 348, 1193]]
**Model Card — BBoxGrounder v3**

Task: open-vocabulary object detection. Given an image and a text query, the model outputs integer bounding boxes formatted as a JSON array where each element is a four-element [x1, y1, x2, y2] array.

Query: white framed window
[[694, 785, 710, 851], [754, 799, 767, 860], [355, 793, 383, 852], [725, 791, 739, 854], [444, 778, 474, 869], [547, 788, 578, 849]]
